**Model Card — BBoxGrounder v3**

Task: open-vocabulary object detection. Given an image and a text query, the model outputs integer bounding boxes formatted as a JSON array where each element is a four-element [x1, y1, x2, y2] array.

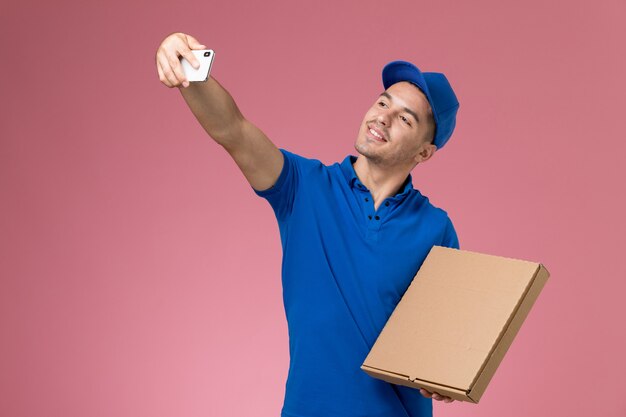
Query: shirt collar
[[339, 155, 414, 199]]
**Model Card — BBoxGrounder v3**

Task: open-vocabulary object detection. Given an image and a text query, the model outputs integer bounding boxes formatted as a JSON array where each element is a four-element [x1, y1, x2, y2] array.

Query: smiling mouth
[[367, 125, 387, 142]]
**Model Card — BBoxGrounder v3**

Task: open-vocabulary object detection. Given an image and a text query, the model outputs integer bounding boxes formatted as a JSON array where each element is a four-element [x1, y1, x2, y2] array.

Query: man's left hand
[[419, 388, 455, 403]]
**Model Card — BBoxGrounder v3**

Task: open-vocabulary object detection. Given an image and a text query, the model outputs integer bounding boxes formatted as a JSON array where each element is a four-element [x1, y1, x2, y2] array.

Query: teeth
[[369, 128, 383, 139]]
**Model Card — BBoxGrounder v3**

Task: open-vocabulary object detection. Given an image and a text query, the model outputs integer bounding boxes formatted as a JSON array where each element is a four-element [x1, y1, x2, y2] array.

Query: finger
[[432, 393, 444, 401], [185, 34, 207, 50], [170, 51, 190, 87], [443, 397, 454, 403], [155, 54, 172, 87], [159, 54, 182, 87], [158, 53, 184, 88], [419, 389, 433, 398], [156, 60, 172, 88], [179, 47, 200, 70]]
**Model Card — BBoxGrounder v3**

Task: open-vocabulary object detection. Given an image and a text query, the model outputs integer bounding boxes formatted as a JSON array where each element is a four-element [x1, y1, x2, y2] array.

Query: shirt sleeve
[[441, 216, 460, 250], [253, 148, 299, 222]]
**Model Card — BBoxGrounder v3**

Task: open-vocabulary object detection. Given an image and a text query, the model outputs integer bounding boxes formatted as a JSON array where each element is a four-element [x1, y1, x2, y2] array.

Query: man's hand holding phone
[[155, 32, 213, 88]]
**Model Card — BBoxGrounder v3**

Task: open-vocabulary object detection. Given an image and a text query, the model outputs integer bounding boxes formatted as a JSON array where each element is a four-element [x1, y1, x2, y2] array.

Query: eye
[[377, 101, 388, 108], [400, 115, 411, 126]]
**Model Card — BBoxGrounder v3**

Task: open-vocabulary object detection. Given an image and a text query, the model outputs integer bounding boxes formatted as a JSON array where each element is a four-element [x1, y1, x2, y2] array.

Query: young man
[[156, 32, 460, 417]]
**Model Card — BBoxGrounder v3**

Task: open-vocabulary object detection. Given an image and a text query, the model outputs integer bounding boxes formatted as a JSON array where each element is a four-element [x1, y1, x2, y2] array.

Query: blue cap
[[382, 61, 459, 150]]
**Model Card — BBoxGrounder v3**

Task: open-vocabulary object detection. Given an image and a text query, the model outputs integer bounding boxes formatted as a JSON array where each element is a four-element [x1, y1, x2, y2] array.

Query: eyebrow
[[379, 92, 420, 123]]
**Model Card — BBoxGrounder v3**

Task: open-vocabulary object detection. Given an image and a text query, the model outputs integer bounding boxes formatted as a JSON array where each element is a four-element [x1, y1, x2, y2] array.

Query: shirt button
[[375, 216, 380, 220], [385, 201, 390, 207], [368, 215, 372, 220], [365, 197, 369, 202]]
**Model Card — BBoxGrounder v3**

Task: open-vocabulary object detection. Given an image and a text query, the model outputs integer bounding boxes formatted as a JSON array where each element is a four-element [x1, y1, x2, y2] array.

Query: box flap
[[360, 364, 475, 403]]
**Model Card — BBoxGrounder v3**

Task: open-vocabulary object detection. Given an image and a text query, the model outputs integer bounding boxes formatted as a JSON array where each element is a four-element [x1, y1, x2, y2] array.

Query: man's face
[[355, 81, 436, 168]]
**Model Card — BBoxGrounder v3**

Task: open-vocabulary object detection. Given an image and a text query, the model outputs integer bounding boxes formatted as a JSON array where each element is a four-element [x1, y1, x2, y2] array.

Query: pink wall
[[1, 1, 625, 416]]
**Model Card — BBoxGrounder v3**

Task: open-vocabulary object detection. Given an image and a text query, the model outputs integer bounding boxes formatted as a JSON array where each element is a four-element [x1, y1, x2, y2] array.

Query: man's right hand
[[155, 32, 284, 192], [155, 32, 207, 89]]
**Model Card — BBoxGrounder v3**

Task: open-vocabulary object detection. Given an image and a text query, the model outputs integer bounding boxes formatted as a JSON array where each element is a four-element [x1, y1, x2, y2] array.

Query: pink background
[[1, 1, 625, 416]]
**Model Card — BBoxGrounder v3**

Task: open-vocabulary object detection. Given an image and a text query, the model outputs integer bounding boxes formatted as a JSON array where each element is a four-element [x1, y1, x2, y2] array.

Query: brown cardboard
[[361, 246, 549, 403]]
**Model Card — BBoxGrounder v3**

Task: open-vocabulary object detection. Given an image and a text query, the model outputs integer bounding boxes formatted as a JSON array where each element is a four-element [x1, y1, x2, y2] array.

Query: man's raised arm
[[155, 32, 283, 191]]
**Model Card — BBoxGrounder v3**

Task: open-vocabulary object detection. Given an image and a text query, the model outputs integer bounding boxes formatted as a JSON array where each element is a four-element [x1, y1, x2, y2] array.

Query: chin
[[354, 142, 383, 164], [354, 140, 368, 157]]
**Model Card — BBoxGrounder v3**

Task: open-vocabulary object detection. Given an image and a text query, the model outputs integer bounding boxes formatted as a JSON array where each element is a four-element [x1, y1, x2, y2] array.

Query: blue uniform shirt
[[255, 149, 460, 417]]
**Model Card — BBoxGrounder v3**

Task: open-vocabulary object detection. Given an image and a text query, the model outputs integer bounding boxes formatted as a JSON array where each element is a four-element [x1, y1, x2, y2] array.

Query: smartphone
[[180, 49, 215, 82]]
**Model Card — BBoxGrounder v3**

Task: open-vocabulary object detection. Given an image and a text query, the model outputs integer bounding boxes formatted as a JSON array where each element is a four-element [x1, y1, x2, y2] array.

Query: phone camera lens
[[204, 51, 211, 57]]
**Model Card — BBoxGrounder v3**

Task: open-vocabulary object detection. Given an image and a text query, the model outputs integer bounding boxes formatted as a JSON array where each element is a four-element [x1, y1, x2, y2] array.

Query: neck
[[352, 156, 413, 209]]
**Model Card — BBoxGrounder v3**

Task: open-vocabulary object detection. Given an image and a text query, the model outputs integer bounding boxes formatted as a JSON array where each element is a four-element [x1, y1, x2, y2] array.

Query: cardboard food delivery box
[[361, 246, 550, 403]]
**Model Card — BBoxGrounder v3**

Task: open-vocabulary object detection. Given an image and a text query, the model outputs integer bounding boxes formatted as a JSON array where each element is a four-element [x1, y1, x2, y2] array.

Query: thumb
[[185, 34, 207, 49]]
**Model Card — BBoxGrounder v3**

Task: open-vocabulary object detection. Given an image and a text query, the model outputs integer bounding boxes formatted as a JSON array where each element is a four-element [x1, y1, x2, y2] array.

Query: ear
[[415, 143, 437, 164]]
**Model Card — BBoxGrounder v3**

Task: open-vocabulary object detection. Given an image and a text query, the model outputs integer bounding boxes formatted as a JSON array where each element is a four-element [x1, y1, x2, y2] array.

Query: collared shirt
[[255, 149, 460, 417]]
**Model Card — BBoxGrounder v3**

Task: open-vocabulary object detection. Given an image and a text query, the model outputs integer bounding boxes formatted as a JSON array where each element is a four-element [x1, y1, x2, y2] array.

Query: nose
[[376, 111, 390, 126]]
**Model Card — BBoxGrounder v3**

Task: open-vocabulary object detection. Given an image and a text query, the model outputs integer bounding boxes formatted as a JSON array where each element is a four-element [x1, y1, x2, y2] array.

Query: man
[[156, 32, 460, 417]]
